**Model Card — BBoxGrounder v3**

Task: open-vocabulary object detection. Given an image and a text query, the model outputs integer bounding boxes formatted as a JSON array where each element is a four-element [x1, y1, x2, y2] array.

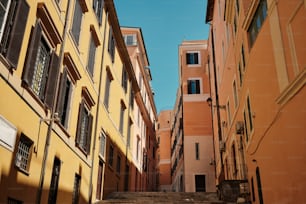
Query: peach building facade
[[171, 40, 216, 192], [156, 110, 172, 191], [206, 0, 306, 203]]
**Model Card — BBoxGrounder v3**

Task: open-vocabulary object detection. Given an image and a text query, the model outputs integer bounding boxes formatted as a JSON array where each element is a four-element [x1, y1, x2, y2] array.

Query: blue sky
[[114, 0, 210, 113]]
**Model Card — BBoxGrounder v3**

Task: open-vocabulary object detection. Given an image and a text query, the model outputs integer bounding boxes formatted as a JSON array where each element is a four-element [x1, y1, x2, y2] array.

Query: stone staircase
[[96, 192, 236, 204]]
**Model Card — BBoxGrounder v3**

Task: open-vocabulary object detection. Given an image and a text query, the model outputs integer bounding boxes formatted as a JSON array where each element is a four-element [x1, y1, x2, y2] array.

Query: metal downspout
[[36, 0, 72, 203], [88, 11, 109, 203]]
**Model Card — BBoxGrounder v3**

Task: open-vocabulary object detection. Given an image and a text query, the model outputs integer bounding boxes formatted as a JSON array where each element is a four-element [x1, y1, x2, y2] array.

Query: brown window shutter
[[22, 22, 42, 86], [5, 0, 30, 69], [45, 52, 60, 109], [76, 102, 85, 145], [86, 114, 93, 154], [56, 69, 68, 120]]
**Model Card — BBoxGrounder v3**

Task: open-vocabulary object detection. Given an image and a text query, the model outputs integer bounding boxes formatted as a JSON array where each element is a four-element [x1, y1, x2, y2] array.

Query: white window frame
[[186, 51, 201, 66]]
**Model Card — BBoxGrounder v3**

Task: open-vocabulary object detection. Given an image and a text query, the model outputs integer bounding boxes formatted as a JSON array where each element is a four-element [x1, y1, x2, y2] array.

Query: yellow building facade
[[0, 0, 148, 203]]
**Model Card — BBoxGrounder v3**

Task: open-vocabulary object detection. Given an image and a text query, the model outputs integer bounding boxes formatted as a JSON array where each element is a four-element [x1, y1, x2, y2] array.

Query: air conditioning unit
[[219, 141, 226, 152], [236, 121, 244, 134]]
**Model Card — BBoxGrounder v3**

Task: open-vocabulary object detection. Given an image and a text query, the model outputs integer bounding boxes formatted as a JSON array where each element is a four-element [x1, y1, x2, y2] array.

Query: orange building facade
[[171, 40, 216, 192], [206, 0, 306, 203], [156, 110, 172, 191]]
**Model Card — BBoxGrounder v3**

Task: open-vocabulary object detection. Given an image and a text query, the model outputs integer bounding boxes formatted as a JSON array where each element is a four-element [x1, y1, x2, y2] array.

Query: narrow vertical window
[[241, 44, 246, 70], [233, 80, 238, 108], [48, 157, 61, 204], [247, 95, 253, 131], [57, 69, 72, 128], [0, 0, 29, 68], [227, 101, 231, 124], [127, 119, 132, 147], [232, 144, 237, 175], [72, 174, 81, 204], [116, 155, 121, 174], [256, 167, 264, 204], [104, 69, 113, 110], [71, 0, 83, 45], [96, 160, 104, 199], [87, 33, 97, 77], [76, 101, 93, 154], [136, 136, 140, 160], [243, 110, 249, 142], [195, 142, 199, 160], [99, 132, 106, 158], [108, 144, 114, 167], [108, 28, 115, 62], [121, 65, 128, 93], [119, 101, 126, 134], [93, 0, 103, 24]]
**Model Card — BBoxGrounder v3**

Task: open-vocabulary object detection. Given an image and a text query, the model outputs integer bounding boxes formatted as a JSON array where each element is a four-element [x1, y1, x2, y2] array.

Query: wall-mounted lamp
[[206, 97, 226, 109]]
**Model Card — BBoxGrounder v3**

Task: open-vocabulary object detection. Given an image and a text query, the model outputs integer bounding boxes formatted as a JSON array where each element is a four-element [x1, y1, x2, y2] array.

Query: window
[[241, 45, 246, 70], [127, 119, 132, 147], [129, 88, 134, 109], [104, 69, 113, 110], [235, 0, 240, 14], [87, 33, 97, 77], [136, 136, 140, 160], [7, 198, 22, 204], [186, 52, 199, 65], [227, 101, 231, 124], [232, 144, 237, 175], [0, 0, 29, 68], [22, 21, 59, 109], [121, 65, 128, 93], [116, 155, 121, 174], [72, 174, 81, 204], [256, 167, 264, 204], [108, 28, 115, 62], [243, 110, 249, 142], [233, 80, 238, 108], [123, 34, 136, 46], [48, 157, 61, 204], [195, 143, 199, 160], [238, 63, 243, 86], [187, 79, 201, 94], [15, 133, 33, 172], [57, 69, 72, 127], [247, 95, 253, 131], [119, 101, 126, 134], [99, 132, 106, 158], [76, 101, 93, 154], [96, 160, 104, 199], [108, 144, 114, 167], [93, 0, 103, 24], [248, 0, 268, 47], [71, 0, 83, 45]]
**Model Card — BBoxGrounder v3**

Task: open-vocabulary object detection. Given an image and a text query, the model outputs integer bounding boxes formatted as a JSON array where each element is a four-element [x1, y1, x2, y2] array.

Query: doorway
[[195, 175, 206, 192]]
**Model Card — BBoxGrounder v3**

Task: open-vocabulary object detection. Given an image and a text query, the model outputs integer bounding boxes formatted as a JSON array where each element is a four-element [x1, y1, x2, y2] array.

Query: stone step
[[96, 192, 236, 204]]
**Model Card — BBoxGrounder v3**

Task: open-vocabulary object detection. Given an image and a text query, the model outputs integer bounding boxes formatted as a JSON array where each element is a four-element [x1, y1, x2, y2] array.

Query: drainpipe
[[36, 0, 72, 203], [88, 11, 109, 203], [209, 26, 224, 182]]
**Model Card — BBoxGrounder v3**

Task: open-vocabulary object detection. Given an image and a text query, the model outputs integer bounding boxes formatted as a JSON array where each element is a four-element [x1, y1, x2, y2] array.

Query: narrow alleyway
[[97, 192, 235, 204]]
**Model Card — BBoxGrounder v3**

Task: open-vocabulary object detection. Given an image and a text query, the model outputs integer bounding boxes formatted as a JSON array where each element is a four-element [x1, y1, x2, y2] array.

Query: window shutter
[[56, 69, 68, 120], [45, 52, 60, 109], [76, 102, 85, 145], [86, 114, 93, 154], [22, 22, 42, 86], [5, 0, 30, 69]]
